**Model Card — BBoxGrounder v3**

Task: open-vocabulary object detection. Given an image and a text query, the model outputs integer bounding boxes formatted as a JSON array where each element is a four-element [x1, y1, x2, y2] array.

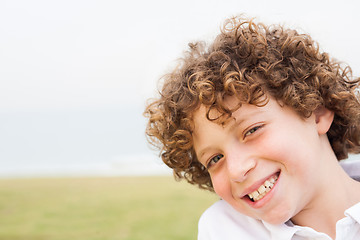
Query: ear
[[314, 107, 334, 135]]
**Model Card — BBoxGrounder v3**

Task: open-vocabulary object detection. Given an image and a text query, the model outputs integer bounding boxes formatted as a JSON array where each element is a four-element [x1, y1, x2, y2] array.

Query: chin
[[260, 208, 293, 225]]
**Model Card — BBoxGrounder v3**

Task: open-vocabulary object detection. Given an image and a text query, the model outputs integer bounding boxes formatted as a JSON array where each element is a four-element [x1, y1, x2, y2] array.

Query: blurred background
[[1, 0, 360, 178], [0, 0, 360, 239]]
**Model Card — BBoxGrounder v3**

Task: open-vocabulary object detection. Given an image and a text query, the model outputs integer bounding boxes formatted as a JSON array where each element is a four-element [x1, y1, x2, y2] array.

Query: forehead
[[191, 97, 302, 139], [192, 97, 270, 128], [192, 103, 266, 150], [193, 105, 259, 132]]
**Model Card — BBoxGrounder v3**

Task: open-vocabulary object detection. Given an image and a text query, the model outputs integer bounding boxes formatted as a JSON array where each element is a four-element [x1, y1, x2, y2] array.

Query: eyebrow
[[198, 147, 212, 163], [196, 109, 264, 161], [196, 118, 245, 161]]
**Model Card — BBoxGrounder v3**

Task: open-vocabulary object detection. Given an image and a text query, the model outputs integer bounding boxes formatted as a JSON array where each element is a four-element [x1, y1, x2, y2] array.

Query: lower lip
[[243, 172, 280, 209]]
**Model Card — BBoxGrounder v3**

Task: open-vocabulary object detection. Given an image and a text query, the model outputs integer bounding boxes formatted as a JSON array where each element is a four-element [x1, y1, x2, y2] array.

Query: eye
[[207, 154, 224, 168], [244, 125, 263, 138]]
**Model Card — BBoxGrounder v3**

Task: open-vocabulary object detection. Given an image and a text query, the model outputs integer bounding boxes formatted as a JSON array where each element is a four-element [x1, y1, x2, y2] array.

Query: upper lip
[[239, 171, 279, 198]]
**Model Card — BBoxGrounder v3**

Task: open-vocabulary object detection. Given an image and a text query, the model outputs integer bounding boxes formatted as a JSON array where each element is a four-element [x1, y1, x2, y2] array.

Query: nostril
[[244, 168, 252, 177]]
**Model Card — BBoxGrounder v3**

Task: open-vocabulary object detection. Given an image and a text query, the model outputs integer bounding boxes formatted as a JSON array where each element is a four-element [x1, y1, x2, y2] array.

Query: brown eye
[[207, 154, 224, 168], [244, 125, 262, 138]]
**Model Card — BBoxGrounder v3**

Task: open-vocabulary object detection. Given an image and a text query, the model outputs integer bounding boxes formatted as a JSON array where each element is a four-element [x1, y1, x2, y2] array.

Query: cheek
[[211, 172, 252, 214], [211, 172, 231, 199], [259, 129, 306, 167]]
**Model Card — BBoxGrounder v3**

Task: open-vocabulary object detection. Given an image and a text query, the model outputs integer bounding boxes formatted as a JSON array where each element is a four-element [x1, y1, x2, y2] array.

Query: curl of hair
[[144, 16, 360, 191]]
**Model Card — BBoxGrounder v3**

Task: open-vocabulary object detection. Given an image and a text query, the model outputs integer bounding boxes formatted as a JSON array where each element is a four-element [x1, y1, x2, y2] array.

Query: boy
[[144, 16, 360, 239]]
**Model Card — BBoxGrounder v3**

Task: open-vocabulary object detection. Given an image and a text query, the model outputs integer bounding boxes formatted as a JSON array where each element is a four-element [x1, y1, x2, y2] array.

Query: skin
[[193, 97, 360, 238]]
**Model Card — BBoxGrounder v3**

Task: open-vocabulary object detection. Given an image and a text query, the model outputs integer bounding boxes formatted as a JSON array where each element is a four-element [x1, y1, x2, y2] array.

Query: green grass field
[[0, 176, 218, 240]]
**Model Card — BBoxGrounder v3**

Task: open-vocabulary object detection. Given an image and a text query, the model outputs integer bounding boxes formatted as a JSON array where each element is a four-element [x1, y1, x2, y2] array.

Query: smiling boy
[[144, 17, 360, 239]]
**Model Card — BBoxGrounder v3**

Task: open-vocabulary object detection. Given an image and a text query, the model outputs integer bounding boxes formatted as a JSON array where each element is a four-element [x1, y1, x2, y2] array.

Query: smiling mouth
[[247, 173, 279, 202]]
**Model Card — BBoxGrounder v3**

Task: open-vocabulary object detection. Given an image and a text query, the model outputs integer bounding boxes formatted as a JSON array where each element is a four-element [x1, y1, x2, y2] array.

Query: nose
[[226, 145, 257, 182]]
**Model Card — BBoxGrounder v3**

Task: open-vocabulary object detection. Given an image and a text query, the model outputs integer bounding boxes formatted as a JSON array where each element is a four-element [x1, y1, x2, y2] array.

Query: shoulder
[[198, 200, 271, 240]]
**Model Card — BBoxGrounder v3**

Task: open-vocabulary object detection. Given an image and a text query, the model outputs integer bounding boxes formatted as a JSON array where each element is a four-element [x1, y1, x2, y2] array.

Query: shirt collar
[[262, 219, 331, 240], [345, 201, 360, 224], [261, 220, 298, 240]]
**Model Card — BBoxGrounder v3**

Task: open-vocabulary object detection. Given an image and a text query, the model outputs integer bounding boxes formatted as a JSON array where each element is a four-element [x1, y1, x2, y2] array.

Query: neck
[[291, 158, 360, 239]]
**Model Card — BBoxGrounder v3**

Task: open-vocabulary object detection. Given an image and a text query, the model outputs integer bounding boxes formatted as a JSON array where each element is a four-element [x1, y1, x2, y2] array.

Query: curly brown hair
[[144, 16, 360, 191]]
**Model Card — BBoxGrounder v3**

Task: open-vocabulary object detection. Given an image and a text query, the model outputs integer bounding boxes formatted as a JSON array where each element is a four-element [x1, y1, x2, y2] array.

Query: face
[[193, 98, 333, 224]]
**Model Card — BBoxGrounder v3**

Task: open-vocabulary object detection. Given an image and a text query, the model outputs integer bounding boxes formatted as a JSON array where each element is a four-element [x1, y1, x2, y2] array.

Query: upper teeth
[[248, 175, 278, 202]]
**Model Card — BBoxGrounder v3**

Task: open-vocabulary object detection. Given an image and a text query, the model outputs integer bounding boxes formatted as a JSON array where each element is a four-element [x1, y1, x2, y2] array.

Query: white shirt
[[198, 159, 360, 240]]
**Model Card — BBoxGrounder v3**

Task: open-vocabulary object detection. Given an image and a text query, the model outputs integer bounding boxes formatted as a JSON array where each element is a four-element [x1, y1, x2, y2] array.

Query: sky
[[0, 0, 359, 177]]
